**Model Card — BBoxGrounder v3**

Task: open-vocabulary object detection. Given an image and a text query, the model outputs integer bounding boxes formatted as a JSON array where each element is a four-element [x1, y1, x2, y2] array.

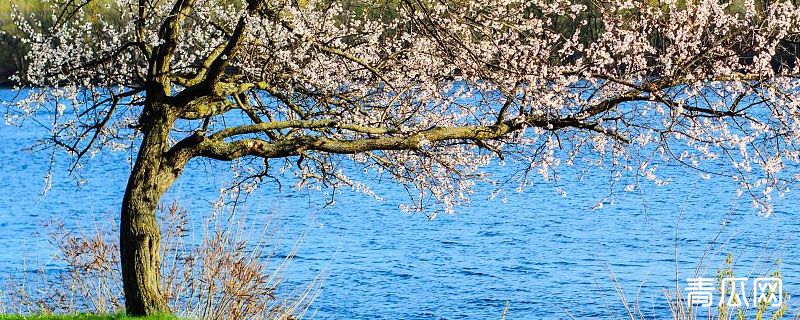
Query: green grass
[[0, 314, 178, 320]]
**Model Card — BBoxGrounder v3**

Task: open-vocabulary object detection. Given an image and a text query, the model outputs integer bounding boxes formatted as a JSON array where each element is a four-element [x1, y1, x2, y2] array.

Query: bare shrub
[[2, 202, 321, 319], [660, 254, 789, 320], [605, 253, 790, 320]]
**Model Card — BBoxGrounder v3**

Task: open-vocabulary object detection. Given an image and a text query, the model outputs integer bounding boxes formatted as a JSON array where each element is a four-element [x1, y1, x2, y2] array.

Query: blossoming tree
[[7, 0, 800, 315]]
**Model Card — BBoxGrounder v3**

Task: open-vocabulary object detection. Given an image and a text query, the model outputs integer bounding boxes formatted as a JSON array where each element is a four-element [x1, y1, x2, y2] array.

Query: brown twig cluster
[[2, 202, 321, 319]]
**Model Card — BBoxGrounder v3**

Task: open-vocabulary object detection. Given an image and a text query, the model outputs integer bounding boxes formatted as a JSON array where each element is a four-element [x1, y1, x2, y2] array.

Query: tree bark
[[120, 107, 179, 316]]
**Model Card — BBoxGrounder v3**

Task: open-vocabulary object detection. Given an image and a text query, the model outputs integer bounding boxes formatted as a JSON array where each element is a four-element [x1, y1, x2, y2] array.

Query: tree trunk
[[120, 108, 178, 316]]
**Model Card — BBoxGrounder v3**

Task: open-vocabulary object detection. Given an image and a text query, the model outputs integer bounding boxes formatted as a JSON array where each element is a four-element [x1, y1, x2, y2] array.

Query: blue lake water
[[1, 89, 800, 319]]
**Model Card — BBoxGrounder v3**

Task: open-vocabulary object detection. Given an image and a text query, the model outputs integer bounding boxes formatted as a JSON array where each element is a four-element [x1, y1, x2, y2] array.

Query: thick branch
[[187, 115, 622, 162], [209, 119, 396, 139], [151, 0, 200, 85], [179, 97, 237, 120]]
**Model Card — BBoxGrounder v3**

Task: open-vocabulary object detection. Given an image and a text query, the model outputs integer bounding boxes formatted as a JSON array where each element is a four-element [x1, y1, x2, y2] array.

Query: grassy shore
[[0, 314, 177, 320]]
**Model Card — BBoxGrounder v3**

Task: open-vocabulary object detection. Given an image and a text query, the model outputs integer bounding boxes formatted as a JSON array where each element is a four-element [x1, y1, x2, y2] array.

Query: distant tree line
[[0, 0, 120, 86], [1, 0, 798, 86]]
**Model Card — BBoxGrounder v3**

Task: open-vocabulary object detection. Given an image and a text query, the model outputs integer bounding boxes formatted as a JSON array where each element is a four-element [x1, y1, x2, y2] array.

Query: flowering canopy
[[9, 0, 800, 215]]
